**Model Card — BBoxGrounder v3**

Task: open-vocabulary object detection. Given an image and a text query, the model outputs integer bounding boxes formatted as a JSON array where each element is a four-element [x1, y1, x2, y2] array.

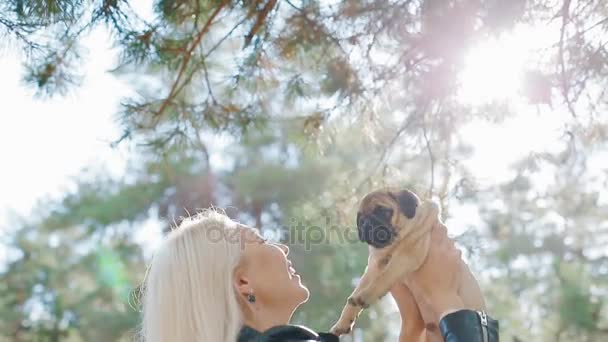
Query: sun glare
[[457, 24, 556, 105]]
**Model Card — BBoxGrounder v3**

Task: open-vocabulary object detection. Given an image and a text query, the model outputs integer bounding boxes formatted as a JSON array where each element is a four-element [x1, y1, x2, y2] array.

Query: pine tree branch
[[154, 3, 227, 122], [422, 113, 435, 197], [204, 16, 248, 58], [0, 17, 42, 51], [244, 0, 278, 47], [558, 0, 577, 118], [199, 59, 215, 105], [575, 17, 608, 39], [353, 103, 426, 193], [284, 0, 349, 58]]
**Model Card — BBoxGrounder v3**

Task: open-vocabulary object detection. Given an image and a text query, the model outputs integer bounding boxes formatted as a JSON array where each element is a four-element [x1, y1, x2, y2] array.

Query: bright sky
[[0, 1, 156, 232], [457, 23, 558, 104], [0, 28, 130, 227]]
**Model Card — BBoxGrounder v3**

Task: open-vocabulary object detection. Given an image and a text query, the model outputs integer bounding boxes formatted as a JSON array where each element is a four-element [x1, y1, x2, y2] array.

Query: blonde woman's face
[[238, 226, 309, 309]]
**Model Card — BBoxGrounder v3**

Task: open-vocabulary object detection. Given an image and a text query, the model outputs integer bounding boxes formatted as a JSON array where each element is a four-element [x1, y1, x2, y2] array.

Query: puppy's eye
[[371, 206, 393, 221]]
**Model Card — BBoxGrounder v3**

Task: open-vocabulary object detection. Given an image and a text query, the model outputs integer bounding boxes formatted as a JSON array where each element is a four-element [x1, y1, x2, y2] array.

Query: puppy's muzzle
[[357, 189, 419, 248], [357, 206, 395, 248]]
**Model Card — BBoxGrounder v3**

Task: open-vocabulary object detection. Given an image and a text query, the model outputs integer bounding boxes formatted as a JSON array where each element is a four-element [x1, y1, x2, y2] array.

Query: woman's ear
[[233, 265, 253, 296]]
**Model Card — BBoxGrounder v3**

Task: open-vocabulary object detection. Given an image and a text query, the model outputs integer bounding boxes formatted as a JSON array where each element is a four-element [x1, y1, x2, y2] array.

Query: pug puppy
[[330, 189, 485, 337]]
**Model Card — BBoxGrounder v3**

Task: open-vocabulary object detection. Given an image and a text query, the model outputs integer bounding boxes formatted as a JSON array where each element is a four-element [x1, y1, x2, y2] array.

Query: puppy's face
[[356, 189, 421, 249]]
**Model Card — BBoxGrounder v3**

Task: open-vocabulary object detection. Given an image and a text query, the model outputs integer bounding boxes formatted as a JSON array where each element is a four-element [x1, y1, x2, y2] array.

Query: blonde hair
[[138, 209, 244, 341]]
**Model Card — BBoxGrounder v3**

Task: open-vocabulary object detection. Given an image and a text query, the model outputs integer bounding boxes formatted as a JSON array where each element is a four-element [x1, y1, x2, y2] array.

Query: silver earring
[[247, 291, 256, 303]]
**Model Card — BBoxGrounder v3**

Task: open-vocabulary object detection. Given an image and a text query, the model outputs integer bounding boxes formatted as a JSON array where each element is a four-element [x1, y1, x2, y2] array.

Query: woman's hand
[[458, 260, 487, 311], [405, 221, 464, 321]]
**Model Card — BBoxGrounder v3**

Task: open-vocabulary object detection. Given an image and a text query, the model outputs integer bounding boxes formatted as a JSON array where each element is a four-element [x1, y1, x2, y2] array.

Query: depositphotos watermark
[[281, 217, 362, 250], [205, 217, 390, 251], [202, 216, 391, 251]]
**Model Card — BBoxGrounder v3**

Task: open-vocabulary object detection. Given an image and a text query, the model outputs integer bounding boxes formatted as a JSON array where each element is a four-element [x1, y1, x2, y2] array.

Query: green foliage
[[557, 262, 600, 332]]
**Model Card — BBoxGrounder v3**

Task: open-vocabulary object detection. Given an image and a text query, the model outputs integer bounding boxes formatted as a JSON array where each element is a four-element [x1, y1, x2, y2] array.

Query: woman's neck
[[243, 303, 295, 332]]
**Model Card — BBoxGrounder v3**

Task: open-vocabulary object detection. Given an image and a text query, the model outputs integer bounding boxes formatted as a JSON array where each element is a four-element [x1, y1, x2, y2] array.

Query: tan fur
[[330, 189, 486, 337]]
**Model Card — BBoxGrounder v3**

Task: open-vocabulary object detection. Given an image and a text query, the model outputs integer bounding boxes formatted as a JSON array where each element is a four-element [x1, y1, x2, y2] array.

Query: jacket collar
[[237, 325, 262, 341], [237, 324, 325, 341]]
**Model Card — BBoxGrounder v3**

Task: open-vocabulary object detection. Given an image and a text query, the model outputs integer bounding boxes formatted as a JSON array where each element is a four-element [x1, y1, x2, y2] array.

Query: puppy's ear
[[356, 212, 364, 241], [395, 190, 418, 219]]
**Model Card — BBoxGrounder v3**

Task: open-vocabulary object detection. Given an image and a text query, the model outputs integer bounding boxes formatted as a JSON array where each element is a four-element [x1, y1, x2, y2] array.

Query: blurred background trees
[[1, 0, 607, 340]]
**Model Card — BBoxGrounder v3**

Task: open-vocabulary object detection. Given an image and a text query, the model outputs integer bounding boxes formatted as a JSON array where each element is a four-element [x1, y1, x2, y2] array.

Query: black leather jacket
[[440, 310, 499, 342], [236, 310, 498, 341], [237, 324, 338, 342]]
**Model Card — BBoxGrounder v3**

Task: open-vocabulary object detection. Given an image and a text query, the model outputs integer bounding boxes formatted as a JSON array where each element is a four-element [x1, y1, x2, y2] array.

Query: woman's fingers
[[435, 222, 447, 241], [457, 260, 487, 310], [429, 222, 442, 244], [432, 221, 461, 264]]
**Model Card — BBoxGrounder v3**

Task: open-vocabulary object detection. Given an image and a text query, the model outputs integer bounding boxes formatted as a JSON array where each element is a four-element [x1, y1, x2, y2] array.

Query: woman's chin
[[299, 288, 310, 303], [296, 278, 310, 302]]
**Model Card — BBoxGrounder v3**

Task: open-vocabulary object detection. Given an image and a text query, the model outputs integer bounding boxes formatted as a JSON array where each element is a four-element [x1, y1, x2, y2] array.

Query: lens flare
[[457, 24, 556, 105]]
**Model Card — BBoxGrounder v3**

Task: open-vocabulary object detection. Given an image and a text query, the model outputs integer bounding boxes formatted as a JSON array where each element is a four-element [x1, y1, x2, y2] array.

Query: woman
[[138, 209, 498, 341]]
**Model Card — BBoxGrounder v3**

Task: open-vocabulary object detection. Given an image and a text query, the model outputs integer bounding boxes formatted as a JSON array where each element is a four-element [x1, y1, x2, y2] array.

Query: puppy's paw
[[330, 321, 353, 336], [348, 295, 370, 309]]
